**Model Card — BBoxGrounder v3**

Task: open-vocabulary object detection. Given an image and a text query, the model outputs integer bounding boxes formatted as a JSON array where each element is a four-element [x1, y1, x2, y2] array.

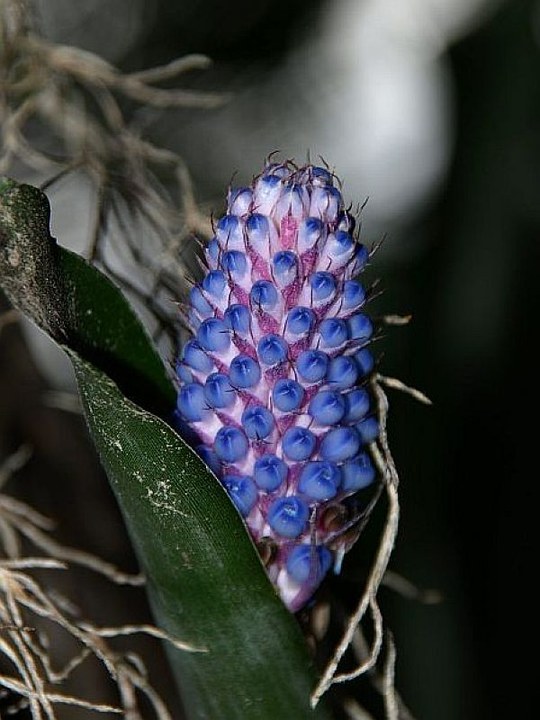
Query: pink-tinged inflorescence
[[175, 160, 379, 612]]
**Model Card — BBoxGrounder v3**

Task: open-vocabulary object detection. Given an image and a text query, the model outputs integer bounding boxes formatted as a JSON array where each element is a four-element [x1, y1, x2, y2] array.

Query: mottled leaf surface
[[72, 355, 332, 719]]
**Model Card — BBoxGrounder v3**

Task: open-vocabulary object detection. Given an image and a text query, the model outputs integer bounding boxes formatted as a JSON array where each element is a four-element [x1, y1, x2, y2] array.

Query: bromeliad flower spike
[[176, 160, 379, 612]]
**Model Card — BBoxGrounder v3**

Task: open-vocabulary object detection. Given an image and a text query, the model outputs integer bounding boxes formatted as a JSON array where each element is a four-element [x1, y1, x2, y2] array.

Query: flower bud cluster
[[176, 161, 378, 611]]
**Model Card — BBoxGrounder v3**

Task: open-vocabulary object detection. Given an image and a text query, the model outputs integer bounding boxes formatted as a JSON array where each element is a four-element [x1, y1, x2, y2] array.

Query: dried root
[[0, 0, 222, 353], [311, 375, 433, 719], [0, 447, 203, 719]]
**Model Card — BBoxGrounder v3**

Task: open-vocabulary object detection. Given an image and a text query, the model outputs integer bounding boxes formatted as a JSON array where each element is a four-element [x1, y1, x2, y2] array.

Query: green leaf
[[71, 354, 332, 720], [0, 178, 334, 720], [0, 177, 174, 416]]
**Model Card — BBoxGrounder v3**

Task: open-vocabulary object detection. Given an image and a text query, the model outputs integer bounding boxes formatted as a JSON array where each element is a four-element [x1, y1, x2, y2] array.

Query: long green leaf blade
[[71, 354, 332, 720]]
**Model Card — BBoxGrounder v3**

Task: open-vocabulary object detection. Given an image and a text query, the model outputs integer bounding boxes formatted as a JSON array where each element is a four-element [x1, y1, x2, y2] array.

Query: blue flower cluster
[[176, 160, 379, 611]]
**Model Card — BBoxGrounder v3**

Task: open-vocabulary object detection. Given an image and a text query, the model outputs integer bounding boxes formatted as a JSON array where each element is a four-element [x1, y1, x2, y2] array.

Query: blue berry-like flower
[[176, 160, 379, 611]]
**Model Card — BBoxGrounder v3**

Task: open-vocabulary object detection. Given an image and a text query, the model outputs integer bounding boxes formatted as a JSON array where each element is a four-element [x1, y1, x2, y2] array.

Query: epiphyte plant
[[0, 158, 422, 719], [176, 159, 379, 612], [0, 4, 428, 714]]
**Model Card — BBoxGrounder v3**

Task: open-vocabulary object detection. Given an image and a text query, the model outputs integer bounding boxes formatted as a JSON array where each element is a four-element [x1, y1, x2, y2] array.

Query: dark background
[[2, 0, 539, 718]]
